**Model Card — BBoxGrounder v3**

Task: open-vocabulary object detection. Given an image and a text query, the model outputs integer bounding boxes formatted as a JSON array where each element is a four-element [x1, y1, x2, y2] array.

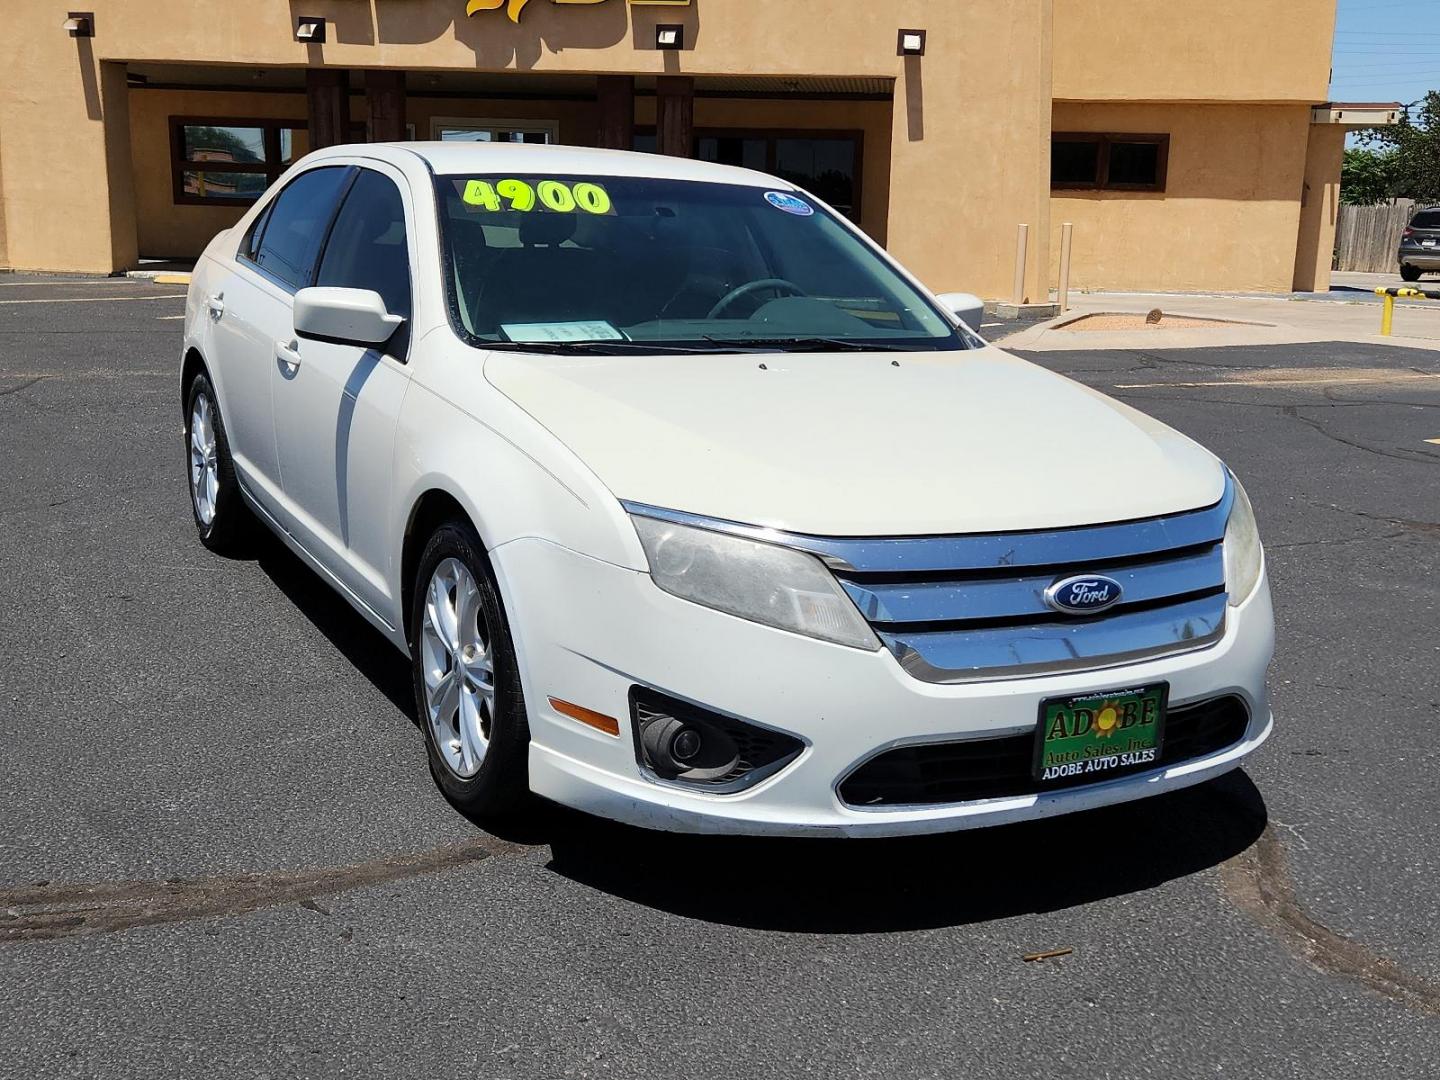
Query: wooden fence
[[1335, 200, 1415, 273]]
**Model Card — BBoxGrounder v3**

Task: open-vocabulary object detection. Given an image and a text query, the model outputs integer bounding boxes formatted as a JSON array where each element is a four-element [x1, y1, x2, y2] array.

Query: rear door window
[[1410, 210, 1440, 230], [250, 166, 351, 290]]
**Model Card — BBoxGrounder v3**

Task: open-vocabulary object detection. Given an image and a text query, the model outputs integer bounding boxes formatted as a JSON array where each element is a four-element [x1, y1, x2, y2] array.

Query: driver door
[[270, 165, 415, 622]]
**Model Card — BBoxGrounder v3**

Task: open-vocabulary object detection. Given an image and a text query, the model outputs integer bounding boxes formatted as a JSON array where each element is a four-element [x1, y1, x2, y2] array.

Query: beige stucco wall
[[1054, 0, 1336, 104], [1049, 102, 1313, 294], [1292, 123, 1346, 292], [0, 0, 1053, 301]]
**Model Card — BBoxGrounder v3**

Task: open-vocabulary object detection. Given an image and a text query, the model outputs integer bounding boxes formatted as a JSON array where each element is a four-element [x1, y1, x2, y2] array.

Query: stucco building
[[0, 1, 1393, 297]]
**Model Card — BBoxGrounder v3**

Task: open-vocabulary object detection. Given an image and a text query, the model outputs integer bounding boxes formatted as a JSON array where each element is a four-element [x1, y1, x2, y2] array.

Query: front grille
[[816, 484, 1236, 683], [838, 695, 1250, 808]]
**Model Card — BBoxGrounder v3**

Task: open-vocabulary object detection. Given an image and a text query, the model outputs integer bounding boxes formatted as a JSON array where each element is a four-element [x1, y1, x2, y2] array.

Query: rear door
[[217, 165, 352, 517], [270, 164, 416, 620]]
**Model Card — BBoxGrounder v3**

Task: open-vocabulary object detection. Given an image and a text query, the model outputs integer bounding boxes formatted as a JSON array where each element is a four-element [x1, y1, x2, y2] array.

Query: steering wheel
[[706, 278, 806, 320]]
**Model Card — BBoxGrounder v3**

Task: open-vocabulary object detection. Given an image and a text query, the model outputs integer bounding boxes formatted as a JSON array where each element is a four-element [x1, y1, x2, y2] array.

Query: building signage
[[467, 0, 689, 24]]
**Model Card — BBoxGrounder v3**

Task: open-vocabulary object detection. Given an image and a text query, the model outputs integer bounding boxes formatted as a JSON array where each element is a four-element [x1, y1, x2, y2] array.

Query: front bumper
[[492, 538, 1275, 837]]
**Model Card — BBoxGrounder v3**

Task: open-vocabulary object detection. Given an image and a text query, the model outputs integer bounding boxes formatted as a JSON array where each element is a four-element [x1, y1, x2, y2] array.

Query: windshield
[[434, 173, 968, 353]]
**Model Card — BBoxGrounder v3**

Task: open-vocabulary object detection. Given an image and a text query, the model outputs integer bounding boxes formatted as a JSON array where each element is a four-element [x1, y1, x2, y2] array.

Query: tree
[[1340, 148, 1399, 205], [1355, 90, 1440, 204]]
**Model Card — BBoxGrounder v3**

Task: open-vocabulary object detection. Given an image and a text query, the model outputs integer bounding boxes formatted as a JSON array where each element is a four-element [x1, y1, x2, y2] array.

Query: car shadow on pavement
[[528, 771, 1268, 933], [246, 530, 1269, 933], [252, 530, 418, 725]]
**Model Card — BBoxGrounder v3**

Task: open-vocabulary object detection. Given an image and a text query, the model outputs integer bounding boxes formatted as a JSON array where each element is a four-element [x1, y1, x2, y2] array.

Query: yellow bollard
[[1378, 289, 1395, 336]]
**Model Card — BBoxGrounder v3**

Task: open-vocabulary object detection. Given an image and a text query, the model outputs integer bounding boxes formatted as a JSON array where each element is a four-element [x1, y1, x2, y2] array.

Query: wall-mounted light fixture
[[897, 29, 927, 57], [295, 16, 327, 43], [655, 24, 685, 51], [63, 11, 94, 37]]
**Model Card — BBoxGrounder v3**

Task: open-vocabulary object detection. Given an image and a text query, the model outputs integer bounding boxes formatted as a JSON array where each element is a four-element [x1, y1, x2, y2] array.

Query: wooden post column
[[366, 71, 407, 143], [307, 68, 351, 149], [655, 76, 694, 158], [595, 75, 635, 151]]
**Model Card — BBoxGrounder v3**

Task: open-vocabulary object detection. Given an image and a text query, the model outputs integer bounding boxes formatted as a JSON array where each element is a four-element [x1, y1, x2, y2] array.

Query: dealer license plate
[[1033, 683, 1168, 784]]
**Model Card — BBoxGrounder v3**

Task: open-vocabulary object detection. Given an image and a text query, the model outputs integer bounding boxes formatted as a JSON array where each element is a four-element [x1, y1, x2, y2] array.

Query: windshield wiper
[[481, 339, 727, 356], [701, 335, 912, 353]]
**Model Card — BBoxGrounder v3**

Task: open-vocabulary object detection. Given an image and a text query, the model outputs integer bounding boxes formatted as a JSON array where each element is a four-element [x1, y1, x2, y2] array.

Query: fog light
[[672, 728, 702, 762], [630, 687, 804, 792], [640, 713, 737, 779]]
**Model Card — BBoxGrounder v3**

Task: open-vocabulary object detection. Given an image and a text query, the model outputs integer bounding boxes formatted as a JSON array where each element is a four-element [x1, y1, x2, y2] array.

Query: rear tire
[[185, 372, 251, 555], [410, 522, 530, 819], [1401, 264, 1423, 283]]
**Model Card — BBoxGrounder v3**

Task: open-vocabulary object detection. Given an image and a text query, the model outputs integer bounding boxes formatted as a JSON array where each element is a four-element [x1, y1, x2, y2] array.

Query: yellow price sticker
[[459, 178, 614, 215]]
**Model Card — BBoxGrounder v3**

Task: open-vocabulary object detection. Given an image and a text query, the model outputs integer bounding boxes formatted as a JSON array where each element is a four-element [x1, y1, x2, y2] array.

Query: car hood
[[483, 346, 1225, 536]]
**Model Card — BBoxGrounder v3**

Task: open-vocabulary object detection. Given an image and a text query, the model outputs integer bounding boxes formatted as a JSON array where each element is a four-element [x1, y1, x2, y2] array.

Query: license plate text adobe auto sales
[[1034, 684, 1168, 783]]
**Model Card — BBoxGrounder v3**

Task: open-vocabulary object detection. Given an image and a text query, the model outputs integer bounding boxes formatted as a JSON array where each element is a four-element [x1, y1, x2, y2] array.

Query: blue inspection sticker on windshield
[[764, 191, 814, 217]]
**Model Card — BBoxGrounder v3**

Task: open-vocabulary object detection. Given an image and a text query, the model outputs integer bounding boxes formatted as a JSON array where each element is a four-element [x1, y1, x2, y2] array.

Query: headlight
[[630, 516, 880, 650], [1223, 474, 1263, 607]]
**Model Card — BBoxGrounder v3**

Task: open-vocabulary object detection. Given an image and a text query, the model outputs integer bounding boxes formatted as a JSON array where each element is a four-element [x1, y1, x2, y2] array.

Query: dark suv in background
[[1399, 206, 1440, 282]]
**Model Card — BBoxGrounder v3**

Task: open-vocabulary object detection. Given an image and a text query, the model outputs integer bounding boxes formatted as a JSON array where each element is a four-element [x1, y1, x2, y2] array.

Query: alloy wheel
[[189, 392, 219, 526], [420, 557, 496, 779]]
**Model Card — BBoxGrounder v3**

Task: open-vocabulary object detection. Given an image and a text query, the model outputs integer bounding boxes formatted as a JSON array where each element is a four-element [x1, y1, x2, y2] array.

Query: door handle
[[276, 339, 303, 371], [206, 293, 225, 318]]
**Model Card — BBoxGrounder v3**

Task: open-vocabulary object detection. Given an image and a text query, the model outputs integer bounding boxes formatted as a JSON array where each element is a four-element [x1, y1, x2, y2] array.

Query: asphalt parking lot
[[2, 274, 1439, 1078]]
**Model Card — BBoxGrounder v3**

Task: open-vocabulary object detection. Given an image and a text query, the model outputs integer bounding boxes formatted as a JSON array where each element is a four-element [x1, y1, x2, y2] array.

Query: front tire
[[185, 372, 251, 554], [410, 522, 530, 818], [1401, 264, 1423, 283]]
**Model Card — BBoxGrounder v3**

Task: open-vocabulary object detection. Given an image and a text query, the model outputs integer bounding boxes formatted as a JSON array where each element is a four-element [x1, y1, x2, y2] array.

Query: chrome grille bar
[[838, 544, 1224, 625], [880, 592, 1228, 682], [624, 483, 1231, 574]]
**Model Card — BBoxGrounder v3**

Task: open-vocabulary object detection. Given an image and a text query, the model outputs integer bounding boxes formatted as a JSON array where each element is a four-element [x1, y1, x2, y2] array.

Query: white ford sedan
[[181, 143, 1274, 836]]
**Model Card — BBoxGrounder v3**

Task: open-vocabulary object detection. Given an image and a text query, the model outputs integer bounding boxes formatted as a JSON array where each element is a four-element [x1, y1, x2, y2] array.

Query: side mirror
[[293, 287, 404, 346], [935, 292, 985, 333]]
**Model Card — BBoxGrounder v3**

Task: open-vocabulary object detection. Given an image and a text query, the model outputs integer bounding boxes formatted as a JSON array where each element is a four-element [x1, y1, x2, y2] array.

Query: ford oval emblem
[[1045, 574, 1124, 615]]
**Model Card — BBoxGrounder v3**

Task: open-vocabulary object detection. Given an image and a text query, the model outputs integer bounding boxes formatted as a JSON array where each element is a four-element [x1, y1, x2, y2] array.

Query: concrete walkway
[[996, 284, 1440, 352]]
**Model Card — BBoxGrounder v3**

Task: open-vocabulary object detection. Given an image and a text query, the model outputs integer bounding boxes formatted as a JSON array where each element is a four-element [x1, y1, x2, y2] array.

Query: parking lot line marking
[[0, 278, 141, 287], [156, 314, 185, 320], [0, 293, 186, 305], [1117, 372, 1440, 390], [1426, 438, 1440, 445]]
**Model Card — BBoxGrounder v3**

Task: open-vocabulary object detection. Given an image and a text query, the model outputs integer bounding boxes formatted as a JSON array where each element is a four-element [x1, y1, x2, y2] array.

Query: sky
[[1329, 0, 1440, 112]]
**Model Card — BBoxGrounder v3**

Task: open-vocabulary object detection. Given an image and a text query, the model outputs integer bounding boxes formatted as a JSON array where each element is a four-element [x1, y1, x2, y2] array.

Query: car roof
[[308, 141, 787, 190]]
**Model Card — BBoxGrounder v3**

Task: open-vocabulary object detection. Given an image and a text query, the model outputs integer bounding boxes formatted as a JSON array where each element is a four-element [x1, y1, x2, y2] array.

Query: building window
[[430, 118, 556, 143], [169, 117, 308, 206], [1051, 133, 1169, 192], [634, 129, 864, 222]]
